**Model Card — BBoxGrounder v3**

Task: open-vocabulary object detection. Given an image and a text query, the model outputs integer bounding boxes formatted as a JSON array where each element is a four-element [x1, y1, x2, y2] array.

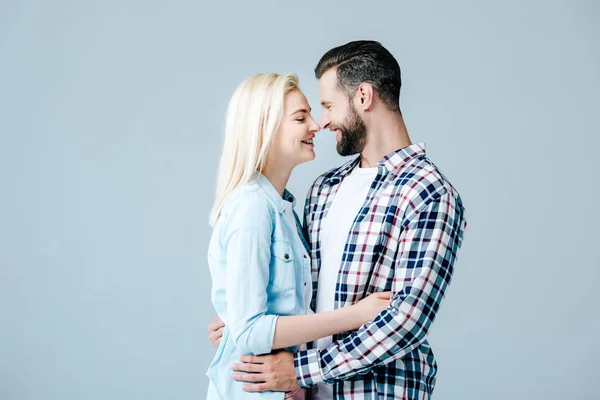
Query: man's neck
[[360, 112, 412, 168]]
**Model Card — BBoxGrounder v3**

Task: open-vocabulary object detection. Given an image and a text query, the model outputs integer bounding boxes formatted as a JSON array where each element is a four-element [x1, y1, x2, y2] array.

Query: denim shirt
[[206, 173, 311, 400]]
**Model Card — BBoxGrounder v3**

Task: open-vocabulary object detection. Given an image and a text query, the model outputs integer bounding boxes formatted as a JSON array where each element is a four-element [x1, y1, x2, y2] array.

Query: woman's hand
[[352, 292, 392, 324]]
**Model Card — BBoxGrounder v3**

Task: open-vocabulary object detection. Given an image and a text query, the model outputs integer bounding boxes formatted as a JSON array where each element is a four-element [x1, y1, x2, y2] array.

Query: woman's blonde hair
[[209, 73, 300, 226]]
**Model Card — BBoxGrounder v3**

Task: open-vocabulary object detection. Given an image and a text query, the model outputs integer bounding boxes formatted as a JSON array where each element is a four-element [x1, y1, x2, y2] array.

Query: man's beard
[[334, 102, 367, 157]]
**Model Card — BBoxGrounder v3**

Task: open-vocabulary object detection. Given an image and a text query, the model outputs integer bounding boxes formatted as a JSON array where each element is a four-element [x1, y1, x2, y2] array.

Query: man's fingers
[[242, 383, 271, 392], [232, 362, 263, 373], [239, 355, 264, 364], [208, 327, 224, 347], [233, 373, 265, 383], [208, 327, 224, 340], [208, 316, 225, 329], [207, 316, 225, 331]]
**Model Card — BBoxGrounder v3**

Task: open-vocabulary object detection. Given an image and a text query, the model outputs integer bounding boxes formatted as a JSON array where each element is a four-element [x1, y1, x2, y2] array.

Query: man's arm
[[294, 191, 467, 386]]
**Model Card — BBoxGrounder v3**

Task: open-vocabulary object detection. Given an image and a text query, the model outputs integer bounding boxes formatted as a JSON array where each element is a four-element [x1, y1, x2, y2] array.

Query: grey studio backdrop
[[1, 1, 599, 399]]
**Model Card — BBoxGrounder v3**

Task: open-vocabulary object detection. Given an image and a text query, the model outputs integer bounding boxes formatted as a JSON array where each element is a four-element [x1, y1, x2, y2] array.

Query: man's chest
[[308, 178, 406, 301]]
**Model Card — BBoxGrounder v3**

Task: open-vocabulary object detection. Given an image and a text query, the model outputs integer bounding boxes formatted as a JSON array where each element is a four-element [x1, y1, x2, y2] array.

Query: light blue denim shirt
[[206, 173, 311, 400]]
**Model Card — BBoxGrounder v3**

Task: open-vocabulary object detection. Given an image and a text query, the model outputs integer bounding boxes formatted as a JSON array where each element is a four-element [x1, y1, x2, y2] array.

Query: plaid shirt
[[294, 143, 467, 400]]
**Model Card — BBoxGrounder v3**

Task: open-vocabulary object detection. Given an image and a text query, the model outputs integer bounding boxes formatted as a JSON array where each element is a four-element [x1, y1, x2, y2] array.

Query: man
[[207, 40, 467, 399]]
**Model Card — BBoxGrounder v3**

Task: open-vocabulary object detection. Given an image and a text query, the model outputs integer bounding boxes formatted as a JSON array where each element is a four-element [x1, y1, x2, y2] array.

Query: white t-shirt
[[312, 165, 378, 400]]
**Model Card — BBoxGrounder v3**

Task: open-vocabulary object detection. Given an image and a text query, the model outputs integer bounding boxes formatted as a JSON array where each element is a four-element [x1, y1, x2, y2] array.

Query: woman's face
[[269, 89, 320, 169]]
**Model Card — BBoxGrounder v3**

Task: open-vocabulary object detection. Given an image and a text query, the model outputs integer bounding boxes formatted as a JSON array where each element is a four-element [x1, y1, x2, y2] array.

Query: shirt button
[[303, 255, 307, 259], [284, 253, 289, 260]]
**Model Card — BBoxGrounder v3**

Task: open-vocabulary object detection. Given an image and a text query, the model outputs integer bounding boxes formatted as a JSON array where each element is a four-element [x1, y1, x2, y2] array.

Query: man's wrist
[[294, 348, 327, 387]]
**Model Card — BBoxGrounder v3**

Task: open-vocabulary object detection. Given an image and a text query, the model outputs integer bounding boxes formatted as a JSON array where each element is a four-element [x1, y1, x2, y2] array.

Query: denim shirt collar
[[255, 173, 296, 214]]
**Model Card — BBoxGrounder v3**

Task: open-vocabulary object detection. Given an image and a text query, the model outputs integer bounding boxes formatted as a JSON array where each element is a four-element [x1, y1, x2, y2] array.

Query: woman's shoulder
[[221, 181, 273, 219]]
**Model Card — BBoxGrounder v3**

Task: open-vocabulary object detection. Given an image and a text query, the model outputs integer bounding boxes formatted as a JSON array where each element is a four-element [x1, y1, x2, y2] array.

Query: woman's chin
[[304, 151, 316, 163]]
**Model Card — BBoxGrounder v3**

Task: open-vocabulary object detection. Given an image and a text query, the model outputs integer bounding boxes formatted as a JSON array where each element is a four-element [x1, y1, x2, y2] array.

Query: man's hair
[[315, 40, 401, 112]]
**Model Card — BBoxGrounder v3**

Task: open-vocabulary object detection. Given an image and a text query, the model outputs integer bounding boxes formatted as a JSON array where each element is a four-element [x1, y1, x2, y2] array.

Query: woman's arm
[[272, 292, 390, 350], [222, 192, 278, 355], [220, 190, 390, 354]]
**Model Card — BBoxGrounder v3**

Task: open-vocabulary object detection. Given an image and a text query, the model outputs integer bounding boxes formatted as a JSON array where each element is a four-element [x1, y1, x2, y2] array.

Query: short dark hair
[[315, 40, 401, 112]]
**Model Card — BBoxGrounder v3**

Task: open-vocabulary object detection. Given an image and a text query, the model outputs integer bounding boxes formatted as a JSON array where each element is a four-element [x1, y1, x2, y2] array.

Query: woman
[[206, 73, 390, 400]]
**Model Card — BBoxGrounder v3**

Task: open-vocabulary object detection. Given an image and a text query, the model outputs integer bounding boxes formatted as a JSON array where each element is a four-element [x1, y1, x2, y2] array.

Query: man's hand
[[207, 316, 225, 348], [232, 350, 299, 392]]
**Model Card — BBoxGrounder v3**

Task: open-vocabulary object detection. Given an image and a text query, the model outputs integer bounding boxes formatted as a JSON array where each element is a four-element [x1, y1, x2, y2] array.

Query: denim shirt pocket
[[270, 238, 296, 292]]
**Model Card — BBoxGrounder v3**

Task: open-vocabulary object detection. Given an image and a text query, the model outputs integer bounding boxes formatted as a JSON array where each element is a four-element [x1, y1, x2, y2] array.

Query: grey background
[[1, 0, 599, 399]]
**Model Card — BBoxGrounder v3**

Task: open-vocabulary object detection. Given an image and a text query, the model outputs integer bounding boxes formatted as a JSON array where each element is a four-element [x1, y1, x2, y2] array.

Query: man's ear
[[355, 82, 375, 111]]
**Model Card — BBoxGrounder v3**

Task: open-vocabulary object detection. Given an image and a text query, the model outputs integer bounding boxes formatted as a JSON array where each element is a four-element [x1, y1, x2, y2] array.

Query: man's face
[[318, 68, 367, 157]]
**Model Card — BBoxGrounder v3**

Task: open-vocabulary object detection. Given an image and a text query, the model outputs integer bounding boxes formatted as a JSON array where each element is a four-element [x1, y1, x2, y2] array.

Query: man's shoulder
[[393, 155, 463, 212]]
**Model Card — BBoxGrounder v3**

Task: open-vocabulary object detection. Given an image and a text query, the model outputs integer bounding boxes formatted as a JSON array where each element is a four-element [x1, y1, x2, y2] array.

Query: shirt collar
[[380, 142, 426, 173], [255, 172, 296, 214], [327, 143, 427, 184]]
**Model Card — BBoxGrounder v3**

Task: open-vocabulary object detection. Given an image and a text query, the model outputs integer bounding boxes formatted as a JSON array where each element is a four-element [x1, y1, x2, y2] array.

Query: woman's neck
[[261, 162, 292, 197]]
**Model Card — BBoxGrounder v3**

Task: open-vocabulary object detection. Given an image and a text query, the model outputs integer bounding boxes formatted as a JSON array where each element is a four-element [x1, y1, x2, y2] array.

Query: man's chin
[[337, 142, 363, 157], [337, 145, 355, 157]]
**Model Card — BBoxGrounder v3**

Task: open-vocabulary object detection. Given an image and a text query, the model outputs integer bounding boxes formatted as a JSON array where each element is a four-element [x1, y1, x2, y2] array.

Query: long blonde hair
[[209, 73, 300, 226]]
